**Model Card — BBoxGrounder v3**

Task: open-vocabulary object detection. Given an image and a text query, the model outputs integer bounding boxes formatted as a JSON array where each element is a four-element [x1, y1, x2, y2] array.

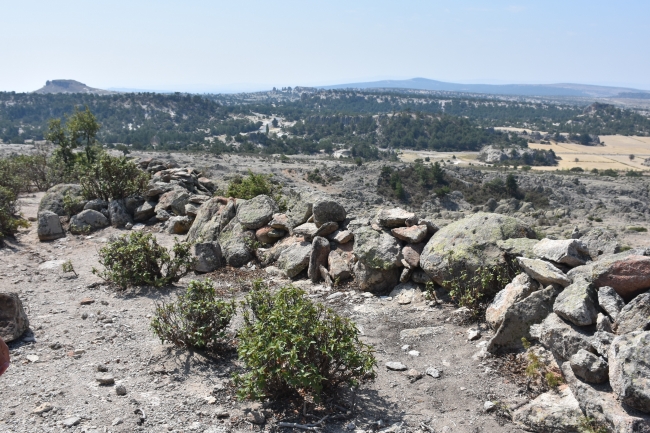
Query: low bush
[[443, 265, 515, 318], [79, 153, 150, 201], [225, 169, 273, 199], [628, 226, 648, 232], [0, 186, 27, 241], [600, 168, 618, 177], [151, 279, 235, 350], [234, 282, 376, 401], [93, 232, 195, 289]]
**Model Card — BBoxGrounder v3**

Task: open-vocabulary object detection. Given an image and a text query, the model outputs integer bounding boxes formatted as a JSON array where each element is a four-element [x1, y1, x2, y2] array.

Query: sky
[[1, 0, 649, 93]]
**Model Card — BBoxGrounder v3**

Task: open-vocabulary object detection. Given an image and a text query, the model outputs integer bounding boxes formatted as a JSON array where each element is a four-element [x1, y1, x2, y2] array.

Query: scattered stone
[[533, 238, 591, 267], [553, 278, 598, 326], [33, 403, 53, 414], [376, 208, 416, 228], [614, 292, 650, 335], [115, 384, 127, 396], [581, 227, 621, 259], [0, 292, 30, 342], [483, 401, 496, 412], [111, 418, 123, 426], [570, 349, 608, 383], [598, 286, 626, 321], [246, 410, 265, 425], [512, 387, 583, 433], [237, 195, 278, 230], [97, 364, 109, 372], [386, 362, 407, 371], [25, 354, 39, 362], [517, 257, 571, 287], [79, 298, 95, 305], [426, 367, 441, 378], [37, 210, 65, 241], [269, 213, 291, 231], [62, 416, 81, 428], [609, 331, 650, 413], [312, 199, 347, 227], [399, 327, 440, 339], [408, 350, 420, 357], [391, 225, 427, 243], [191, 242, 222, 273], [406, 369, 422, 382], [467, 329, 481, 341], [96, 374, 115, 385]]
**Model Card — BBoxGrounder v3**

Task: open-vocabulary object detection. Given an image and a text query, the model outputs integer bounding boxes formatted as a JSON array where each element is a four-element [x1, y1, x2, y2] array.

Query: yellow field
[[528, 135, 650, 171]]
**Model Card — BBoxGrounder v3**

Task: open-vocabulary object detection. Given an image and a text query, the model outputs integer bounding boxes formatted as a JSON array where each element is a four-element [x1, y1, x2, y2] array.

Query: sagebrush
[[79, 153, 150, 200]]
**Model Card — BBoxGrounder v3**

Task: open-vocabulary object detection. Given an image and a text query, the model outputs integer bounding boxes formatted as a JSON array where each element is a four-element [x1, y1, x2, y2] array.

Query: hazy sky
[[2, 0, 649, 93]]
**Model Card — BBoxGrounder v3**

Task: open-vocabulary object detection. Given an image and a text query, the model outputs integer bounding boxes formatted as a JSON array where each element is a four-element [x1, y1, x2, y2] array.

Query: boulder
[[401, 242, 425, 269], [285, 192, 314, 228], [329, 229, 353, 244], [486, 285, 560, 353], [328, 249, 352, 281], [420, 212, 535, 288], [108, 200, 133, 228], [276, 241, 312, 278], [597, 313, 614, 333], [255, 227, 284, 244], [391, 225, 428, 244], [269, 213, 292, 232], [83, 199, 108, 212], [155, 209, 171, 221], [389, 282, 424, 305], [38, 184, 84, 216], [166, 216, 193, 234], [581, 228, 621, 259], [569, 349, 608, 383], [293, 223, 318, 240], [353, 260, 400, 293], [609, 331, 650, 413], [219, 218, 255, 267], [496, 238, 539, 259], [237, 195, 278, 230], [0, 293, 29, 342], [353, 225, 402, 270], [598, 286, 626, 322], [569, 253, 650, 301], [485, 273, 538, 330], [533, 238, 591, 267], [69, 209, 109, 234], [512, 387, 583, 433], [37, 211, 64, 241], [187, 197, 235, 243], [538, 313, 595, 361], [134, 201, 156, 222], [308, 236, 330, 283], [314, 221, 339, 238], [312, 199, 346, 227], [614, 292, 650, 335], [191, 242, 222, 273], [376, 208, 416, 228], [517, 257, 571, 287], [553, 279, 598, 326], [155, 189, 191, 216], [124, 196, 145, 215]]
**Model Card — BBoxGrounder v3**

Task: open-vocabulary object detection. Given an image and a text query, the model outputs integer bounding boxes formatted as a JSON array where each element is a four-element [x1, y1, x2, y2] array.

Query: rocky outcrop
[[609, 331, 650, 413], [533, 238, 591, 267], [0, 293, 29, 342], [614, 292, 650, 335], [37, 211, 65, 241]]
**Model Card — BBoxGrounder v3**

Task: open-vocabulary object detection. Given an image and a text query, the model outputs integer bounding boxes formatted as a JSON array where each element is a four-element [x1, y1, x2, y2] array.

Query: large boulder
[[312, 199, 346, 227], [187, 197, 235, 243], [37, 211, 65, 241], [237, 195, 278, 230], [276, 241, 312, 278], [308, 236, 330, 283], [155, 189, 190, 216], [614, 292, 650, 335], [376, 208, 416, 228], [598, 286, 626, 322], [553, 278, 598, 326], [0, 293, 29, 342], [218, 218, 255, 267], [517, 257, 571, 287], [353, 226, 402, 270], [569, 349, 608, 384], [496, 238, 539, 259], [533, 238, 591, 267], [38, 184, 84, 216], [486, 285, 560, 353], [512, 387, 583, 433], [581, 228, 621, 259], [328, 248, 352, 281], [353, 261, 400, 293], [609, 331, 650, 414], [420, 212, 535, 287], [108, 200, 133, 228], [191, 242, 222, 273], [485, 273, 538, 330], [538, 313, 595, 361], [69, 209, 109, 234]]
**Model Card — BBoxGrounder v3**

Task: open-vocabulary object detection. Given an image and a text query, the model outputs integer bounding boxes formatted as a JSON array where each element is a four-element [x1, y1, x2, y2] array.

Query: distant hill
[[320, 77, 650, 98], [34, 79, 115, 95]]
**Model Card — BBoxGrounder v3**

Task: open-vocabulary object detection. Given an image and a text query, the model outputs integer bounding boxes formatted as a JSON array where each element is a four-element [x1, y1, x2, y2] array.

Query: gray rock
[[517, 257, 571, 287], [614, 292, 650, 335], [411, 269, 433, 284], [185, 202, 200, 217], [166, 216, 193, 234], [38, 184, 84, 216], [533, 238, 591, 267], [37, 210, 64, 241], [308, 236, 330, 283], [553, 278, 598, 326], [391, 225, 428, 243], [353, 225, 402, 270], [83, 199, 108, 212], [385, 362, 407, 371], [512, 388, 583, 433], [487, 285, 560, 353], [187, 197, 234, 243], [108, 200, 133, 228], [389, 282, 424, 305], [376, 208, 416, 228], [425, 367, 441, 378], [0, 292, 30, 342], [581, 227, 621, 260], [609, 331, 650, 413], [314, 221, 339, 238], [62, 416, 81, 428], [276, 240, 312, 278], [496, 237, 539, 259], [124, 196, 145, 215], [293, 222, 318, 240], [312, 199, 346, 227], [285, 191, 314, 228], [421, 212, 536, 288], [486, 272, 538, 330], [328, 249, 352, 281], [329, 229, 353, 244], [69, 209, 109, 234], [598, 286, 626, 321], [134, 201, 156, 222], [570, 349, 608, 383], [269, 213, 292, 232], [96, 374, 115, 385], [538, 313, 595, 361], [597, 313, 614, 333], [219, 218, 255, 267], [155, 189, 190, 216], [237, 195, 278, 230], [115, 384, 127, 396], [353, 260, 400, 293], [155, 209, 171, 222], [192, 242, 222, 273]]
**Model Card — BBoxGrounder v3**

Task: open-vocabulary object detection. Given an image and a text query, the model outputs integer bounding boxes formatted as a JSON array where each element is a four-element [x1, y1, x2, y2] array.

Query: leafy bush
[[234, 282, 376, 401], [79, 153, 150, 201], [628, 226, 648, 232], [626, 170, 642, 177], [600, 169, 618, 177], [151, 279, 235, 349], [93, 232, 195, 289], [443, 265, 515, 318], [0, 186, 27, 241], [225, 169, 273, 199]]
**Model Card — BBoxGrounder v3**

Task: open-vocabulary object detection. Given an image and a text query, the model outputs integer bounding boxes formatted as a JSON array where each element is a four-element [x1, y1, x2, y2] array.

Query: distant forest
[[1, 90, 649, 158]]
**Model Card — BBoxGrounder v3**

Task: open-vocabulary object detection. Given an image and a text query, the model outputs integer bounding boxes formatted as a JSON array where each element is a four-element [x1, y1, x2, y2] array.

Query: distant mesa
[[34, 79, 115, 95]]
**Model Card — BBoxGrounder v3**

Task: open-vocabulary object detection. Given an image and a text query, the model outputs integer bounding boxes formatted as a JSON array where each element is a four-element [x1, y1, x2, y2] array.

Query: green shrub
[[600, 169, 618, 177], [628, 226, 648, 232], [626, 170, 642, 177], [234, 282, 376, 401], [443, 265, 514, 318], [225, 169, 273, 199], [79, 153, 150, 201], [93, 232, 195, 289], [0, 186, 27, 241], [570, 166, 584, 172], [151, 279, 235, 349]]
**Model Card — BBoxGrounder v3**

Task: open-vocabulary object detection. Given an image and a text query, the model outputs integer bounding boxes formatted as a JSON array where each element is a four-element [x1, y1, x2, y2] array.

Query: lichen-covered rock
[[496, 238, 539, 259], [538, 313, 595, 361], [219, 217, 255, 267], [389, 282, 424, 305], [108, 199, 133, 228], [486, 273, 538, 330], [517, 257, 571, 287], [570, 349, 608, 383], [553, 278, 598, 326], [312, 199, 346, 227], [276, 240, 312, 278], [533, 238, 591, 267], [421, 213, 535, 287], [308, 236, 330, 283], [391, 225, 427, 244], [598, 286, 626, 322], [353, 225, 402, 270], [376, 208, 416, 228], [329, 229, 353, 244], [69, 209, 109, 234], [512, 387, 583, 433], [37, 211, 65, 241], [38, 184, 84, 216], [187, 197, 235, 243], [191, 242, 222, 273], [237, 195, 278, 230], [155, 189, 190, 216], [609, 331, 650, 414], [353, 260, 400, 293], [581, 227, 621, 259], [134, 201, 156, 222], [166, 216, 193, 234], [328, 249, 352, 281], [0, 292, 30, 342], [614, 292, 650, 335]]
